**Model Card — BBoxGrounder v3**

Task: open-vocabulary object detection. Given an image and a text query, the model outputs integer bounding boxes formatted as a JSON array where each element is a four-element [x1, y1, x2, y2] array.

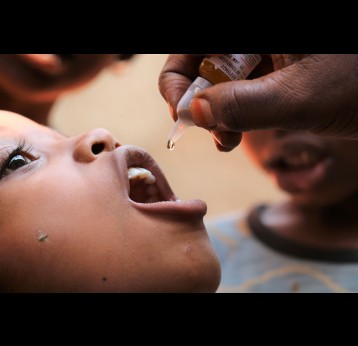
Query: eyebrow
[[0, 124, 67, 153], [0, 144, 12, 151], [0, 139, 19, 151], [0, 136, 14, 144]]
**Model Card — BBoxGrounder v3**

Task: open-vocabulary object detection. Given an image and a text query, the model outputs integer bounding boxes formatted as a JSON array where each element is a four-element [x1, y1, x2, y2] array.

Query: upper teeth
[[285, 150, 317, 168], [127, 167, 156, 184]]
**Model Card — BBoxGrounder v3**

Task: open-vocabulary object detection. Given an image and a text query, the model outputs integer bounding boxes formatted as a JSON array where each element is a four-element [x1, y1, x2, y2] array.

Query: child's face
[[0, 111, 220, 292], [0, 54, 123, 102], [243, 130, 358, 207]]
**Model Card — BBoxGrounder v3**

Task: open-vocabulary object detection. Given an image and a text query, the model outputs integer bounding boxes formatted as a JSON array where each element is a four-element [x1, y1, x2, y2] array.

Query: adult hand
[[159, 54, 358, 152]]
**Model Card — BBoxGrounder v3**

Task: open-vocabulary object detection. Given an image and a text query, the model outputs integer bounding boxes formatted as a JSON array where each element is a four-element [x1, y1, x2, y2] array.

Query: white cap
[[176, 76, 213, 125]]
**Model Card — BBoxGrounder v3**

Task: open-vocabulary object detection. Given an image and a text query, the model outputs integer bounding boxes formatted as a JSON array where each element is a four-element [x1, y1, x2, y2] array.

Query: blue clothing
[[206, 206, 358, 293]]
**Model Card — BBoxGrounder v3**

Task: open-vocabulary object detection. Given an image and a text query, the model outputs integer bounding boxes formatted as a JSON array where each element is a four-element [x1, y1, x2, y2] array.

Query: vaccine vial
[[167, 54, 262, 150]]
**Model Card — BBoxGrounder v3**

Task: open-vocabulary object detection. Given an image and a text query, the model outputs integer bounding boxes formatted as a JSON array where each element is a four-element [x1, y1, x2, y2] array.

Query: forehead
[[0, 111, 42, 131], [0, 111, 64, 142]]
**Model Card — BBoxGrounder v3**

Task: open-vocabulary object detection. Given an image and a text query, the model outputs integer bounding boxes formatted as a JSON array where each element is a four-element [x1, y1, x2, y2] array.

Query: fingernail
[[190, 98, 216, 128]]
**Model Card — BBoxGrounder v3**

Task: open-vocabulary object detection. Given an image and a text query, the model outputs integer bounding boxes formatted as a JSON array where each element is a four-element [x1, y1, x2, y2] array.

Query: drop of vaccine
[[167, 140, 175, 151]]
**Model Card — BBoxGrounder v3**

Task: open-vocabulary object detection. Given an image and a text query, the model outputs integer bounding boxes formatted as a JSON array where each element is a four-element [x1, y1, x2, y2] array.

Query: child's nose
[[73, 128, 120, 163]]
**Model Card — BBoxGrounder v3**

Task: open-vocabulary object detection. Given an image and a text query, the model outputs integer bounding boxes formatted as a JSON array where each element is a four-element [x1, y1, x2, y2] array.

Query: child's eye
[[7, 154, 30, 171], [0, 140, 37, 180]]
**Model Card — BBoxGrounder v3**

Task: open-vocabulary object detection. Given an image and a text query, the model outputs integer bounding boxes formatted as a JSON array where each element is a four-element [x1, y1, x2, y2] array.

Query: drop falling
[[167, 140, 175, 151]]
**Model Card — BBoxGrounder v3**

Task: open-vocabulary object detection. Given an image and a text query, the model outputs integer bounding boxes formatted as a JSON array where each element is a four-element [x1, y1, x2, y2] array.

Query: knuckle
[[219, 84, 243, 131], [158, 70, 171, 99]]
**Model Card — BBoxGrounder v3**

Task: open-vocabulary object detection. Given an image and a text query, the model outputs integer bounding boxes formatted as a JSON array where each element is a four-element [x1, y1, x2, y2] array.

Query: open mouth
[[128, 167, 166, 203], [266, 147, 326, 171], [264, 142, 332, 193], [115, 145, 207, 217]]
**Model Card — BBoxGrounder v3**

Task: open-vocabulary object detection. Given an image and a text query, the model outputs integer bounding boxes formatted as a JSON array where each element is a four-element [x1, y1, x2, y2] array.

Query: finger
[[189, 58, 324, 133], [211, 130, 242, 152], [158, 54, 206, 121]]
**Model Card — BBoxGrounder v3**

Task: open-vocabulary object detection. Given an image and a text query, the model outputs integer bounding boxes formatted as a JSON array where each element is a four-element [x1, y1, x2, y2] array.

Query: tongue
[[273, 159, 329, 193], [130, 180, 153, 203], [129, 178, 163, 204]]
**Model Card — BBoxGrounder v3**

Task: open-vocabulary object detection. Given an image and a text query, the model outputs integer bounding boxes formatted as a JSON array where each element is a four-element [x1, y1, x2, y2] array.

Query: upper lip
[[259, 135, 332, 193], [262, 137, 329, 172], [113, 145, 207, 217]]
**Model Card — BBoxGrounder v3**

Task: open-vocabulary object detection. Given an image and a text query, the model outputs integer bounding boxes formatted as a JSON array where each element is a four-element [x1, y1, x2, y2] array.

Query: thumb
[[189, 64, 318, 133]]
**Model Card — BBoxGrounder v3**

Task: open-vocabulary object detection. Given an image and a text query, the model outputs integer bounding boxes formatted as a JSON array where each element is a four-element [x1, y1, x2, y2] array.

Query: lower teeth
[[145, 196, 160, 203]]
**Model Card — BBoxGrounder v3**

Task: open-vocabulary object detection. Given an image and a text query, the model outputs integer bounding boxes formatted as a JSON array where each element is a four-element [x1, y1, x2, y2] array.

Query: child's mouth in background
[[263, 138, 332, 194]]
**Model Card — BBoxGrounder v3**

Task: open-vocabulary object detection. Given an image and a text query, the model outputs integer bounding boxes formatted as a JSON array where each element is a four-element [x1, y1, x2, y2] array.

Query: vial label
[[206, 54, 261, 81]]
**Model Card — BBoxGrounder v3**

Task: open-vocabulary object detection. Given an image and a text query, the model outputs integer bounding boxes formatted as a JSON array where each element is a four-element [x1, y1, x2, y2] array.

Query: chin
[[179, 232, 221, 293], [146, 228, 221, 293], [191, 259, 221, 292], [185, 259, 221, 293], [291, 188, 356, 208]]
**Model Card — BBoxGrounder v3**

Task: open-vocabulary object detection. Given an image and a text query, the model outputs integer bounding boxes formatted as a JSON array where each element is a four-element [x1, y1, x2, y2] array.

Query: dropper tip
[[167, 139, 175, 151]]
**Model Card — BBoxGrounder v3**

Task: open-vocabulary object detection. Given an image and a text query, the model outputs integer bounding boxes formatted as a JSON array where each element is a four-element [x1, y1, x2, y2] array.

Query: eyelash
[[0, 140, 35, 180]]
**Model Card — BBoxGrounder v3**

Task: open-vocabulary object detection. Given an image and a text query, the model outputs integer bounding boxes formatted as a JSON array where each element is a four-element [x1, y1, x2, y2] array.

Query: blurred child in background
[[207, 129, 358, 292], [0, 54, 134, 125]]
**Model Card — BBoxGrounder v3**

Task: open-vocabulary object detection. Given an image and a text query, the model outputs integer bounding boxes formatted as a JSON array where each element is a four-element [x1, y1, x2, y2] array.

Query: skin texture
[[0, 111, 220, 292], [242, 129, 358, 249], [0, 54, 133, 125], [159, 54, 358, 152]]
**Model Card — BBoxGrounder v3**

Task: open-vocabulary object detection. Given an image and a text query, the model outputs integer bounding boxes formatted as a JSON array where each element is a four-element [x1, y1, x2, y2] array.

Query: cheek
[[0, 171, 127, 291], [320, 174, 358, 203], [322, 149, 358, 201], [294, 164, 358, 207], [0, 169, 219, 292], [242, 132, 269, 165]]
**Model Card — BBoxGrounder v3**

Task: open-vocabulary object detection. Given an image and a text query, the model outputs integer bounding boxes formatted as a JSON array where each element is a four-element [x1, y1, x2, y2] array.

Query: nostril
[[91, 143, 105, 155]]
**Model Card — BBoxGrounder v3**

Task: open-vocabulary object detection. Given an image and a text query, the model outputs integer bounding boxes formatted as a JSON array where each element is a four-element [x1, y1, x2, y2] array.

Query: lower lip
[[272, 158, 331, 193], [115, 145, 208, 218], [16, 54, 65, 75], [130, 198, 208, 218]]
